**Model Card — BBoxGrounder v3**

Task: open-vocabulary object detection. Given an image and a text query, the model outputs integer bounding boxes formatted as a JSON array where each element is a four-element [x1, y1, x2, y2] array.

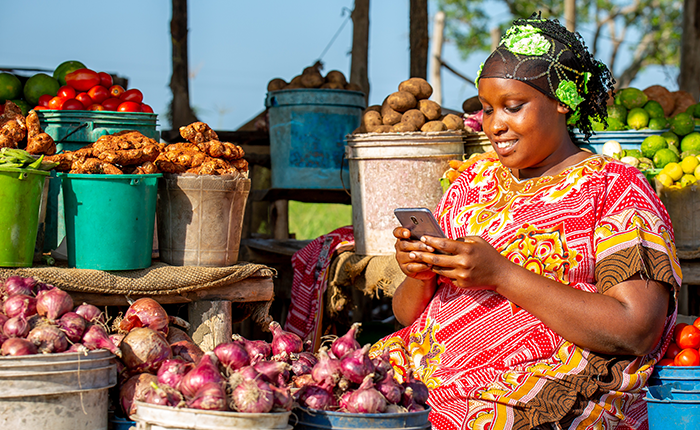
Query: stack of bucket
[[645, 365, 700, 429]]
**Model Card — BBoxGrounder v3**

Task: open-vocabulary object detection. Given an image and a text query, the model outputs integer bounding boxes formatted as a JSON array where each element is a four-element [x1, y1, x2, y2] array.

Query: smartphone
[[394, 207, 446, 241]]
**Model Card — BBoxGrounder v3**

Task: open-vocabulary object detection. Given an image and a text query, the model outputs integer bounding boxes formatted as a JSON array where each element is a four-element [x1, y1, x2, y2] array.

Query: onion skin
[[157, 358, 194, 389], [166, 326, 193, 344], [120, 298, 169, 334], [120, 327, 172, 373], [171, 340, 204, 364], [3, 276, 35, 297], [297, 384, 337, 411], [58, 312, 87, 343], [402, 371, 429, 406], [213, 341, 250, 372], [376, 369, 404, 404], [253, 359, 291, 386], [270, 384, 294, 411], [3, 294, 37, 318], [27, 325, 69, 353], [269, 321, 303, 356], [232, 334, 271, 364], [312, 347, 342, 388], [144, 381, 185, 408], [178, 352, 224, 400], [228, 373, 274, 413], [342, 374, 386, 414], [187, 381, 228, 411], [83, 324, 123, 357], [340, 344, 375, 384], [1, 337, 38, 356], [36, 287, 74, 321], [331, 322, 361, 359], [73, 303, 105, 324], [120, 373, 159, 418], [3, 315, 29, 338]]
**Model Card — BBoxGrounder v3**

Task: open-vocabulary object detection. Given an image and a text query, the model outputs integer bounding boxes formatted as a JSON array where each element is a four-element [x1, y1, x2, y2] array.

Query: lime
[[657, 171, 674, 187], [670, 112, 695, 136], [654, 148, 681, 170], [681, 174, 698, 187], [10, 99, 29, 116], [23, 73, 59, 106], [618, 87, 648, 110], [681, 150, 700, 160], [53, 60, 86, 87], [625, 149, 643, 159], [648, 118, 668, 130], [662, 161, 684, 181], [661, 131, 680, 147], [681, 155, 700, 174], [0, 72, 22, 103], [667, 143, 680, 157], [607, 104, 628, 122], [644, 100, 666, 119], [627, 107, 650, 130], [591, 120, 605, 131], [681, 132, 700, 153], [694, 163, 700, 180], [641, 135, 668, 158], [686, 103, 700, 119], [605, 117, 627, 131]]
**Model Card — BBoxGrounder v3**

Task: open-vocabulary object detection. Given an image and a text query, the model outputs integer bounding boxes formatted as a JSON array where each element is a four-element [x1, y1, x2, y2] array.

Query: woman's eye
[[483, 107, 493, 115], [505, 104, 523, 113]]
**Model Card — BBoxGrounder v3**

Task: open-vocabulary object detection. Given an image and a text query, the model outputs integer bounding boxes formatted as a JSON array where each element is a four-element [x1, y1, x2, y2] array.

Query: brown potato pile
[[267, 64, 363, 93], [0, 101, 56, 155], [352, 77, 465, 134]]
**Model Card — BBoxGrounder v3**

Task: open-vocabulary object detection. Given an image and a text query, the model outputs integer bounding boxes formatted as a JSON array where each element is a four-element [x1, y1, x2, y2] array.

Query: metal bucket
[[156, 174, 251, 267], [131, 401, 292, 430], [345, 132, 464, 256], [293, 407, 431, 430], [0, 349, 117, 429]]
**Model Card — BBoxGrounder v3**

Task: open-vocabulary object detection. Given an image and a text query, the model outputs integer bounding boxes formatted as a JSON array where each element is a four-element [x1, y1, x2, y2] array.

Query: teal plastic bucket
[[36, 110, 159, 142], [645, 384, 700, 429], [0, 167, 50, 267], [59, 173, 161, 270], [265, 89, 365, 189], [292, 407, 430, 430]]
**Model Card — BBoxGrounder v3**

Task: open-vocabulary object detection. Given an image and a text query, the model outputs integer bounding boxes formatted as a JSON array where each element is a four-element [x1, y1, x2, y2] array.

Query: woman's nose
[[487, 115, 507, 135]]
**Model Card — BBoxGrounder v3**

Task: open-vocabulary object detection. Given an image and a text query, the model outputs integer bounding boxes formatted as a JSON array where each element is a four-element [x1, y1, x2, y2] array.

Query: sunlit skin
[[391, 77, 671, 356]]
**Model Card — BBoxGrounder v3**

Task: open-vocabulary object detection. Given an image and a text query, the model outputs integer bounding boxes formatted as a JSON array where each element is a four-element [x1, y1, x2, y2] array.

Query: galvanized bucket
[[293, 407, 431, 430], [0, 349, 117, 430], [345, 131, 464, 256], [131, 401, 292, 430]]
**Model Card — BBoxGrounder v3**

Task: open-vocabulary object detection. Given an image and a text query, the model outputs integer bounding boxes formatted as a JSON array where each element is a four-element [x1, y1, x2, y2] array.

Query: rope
[[317, 7, 353, 61]]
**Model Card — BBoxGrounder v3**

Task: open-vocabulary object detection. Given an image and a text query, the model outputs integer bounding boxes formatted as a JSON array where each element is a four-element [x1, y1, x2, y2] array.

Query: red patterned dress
[[371, 154, 681, 430]]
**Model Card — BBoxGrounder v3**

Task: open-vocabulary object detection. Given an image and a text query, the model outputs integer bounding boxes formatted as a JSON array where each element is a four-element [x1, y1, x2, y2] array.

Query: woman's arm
[[392, 276, 438, 327], [417, 235, 671, 356]]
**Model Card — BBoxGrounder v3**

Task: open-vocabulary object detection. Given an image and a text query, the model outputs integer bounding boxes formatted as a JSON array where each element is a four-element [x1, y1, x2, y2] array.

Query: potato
[[353, 125, 367, 134], [392, 122, 418, 132], [345, 82, 363, 92], [285, 75, 304, 89], [381, 99, 403, 125], [418, 99, 441, 121], [643, 85, 674, 116], [671, 90, 696, 117], [462, 96, 482, 114], [365, 105, 381, 114], [321, 82, 345, 89], [442, 114, 465, 131], [303, 65, 321, 75], [325, 70, 347, 85], [267, 78, 287, 92], [421, 120, 447, 132], [363, 111, 383, 128], [398, 77, 433, 100], [301, 71, 324, 88], [401, 109, 426, 129], [367, 124, 393, 133], [387, 91, 417, 112]]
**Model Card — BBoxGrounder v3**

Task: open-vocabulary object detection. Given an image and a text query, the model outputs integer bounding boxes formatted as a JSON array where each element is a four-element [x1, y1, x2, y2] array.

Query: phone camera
[[410, 216, 419, 225]]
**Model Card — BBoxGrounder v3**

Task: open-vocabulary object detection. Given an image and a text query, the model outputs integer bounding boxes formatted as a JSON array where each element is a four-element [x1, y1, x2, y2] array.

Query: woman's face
[[478, 77, 573, 176]]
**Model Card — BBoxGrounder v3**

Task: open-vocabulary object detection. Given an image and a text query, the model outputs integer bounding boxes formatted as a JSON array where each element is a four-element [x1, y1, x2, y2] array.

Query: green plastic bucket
[[0, 167, 50, 267], [265, 89, 365, 189], [59, 173, 162, 270]]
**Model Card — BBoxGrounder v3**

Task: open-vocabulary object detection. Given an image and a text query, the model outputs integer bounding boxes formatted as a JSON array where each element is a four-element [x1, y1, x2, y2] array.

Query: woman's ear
[[557, 103, 570, 114]]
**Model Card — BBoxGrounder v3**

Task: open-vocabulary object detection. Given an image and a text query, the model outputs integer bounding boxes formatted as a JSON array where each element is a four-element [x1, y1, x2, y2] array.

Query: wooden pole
[[169, 0, 198, 129], [679, 0, 700, 100], [490, 27, 500, 52], [410, 0, 429, 79], [350, 0, 370, 100], [429, 11, 445, 105], [564, 0, 576, 32]]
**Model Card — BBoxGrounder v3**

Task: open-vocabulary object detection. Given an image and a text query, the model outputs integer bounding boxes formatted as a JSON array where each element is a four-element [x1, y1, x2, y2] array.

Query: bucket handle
[[130, 178, 140, 186], [340, 150, 351, 197], [56, 122, 89, 143], [17, 171, 27, 180]]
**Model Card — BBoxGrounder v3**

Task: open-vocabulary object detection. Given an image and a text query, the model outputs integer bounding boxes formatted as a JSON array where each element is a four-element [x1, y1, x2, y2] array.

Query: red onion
[[3, 276, 35, 297], [0, 313, 8, 330], [178, 352, 224, 399], [376, 369, 403, 404], [157, 358, 194, 389], [342, 374, 386, 413], [144, 381, 185, 408], [270, 384, 293, 411], [73, 303, 105, 324], [402, 370, 429, 406], [3, 294, 37, 318], [213, 341, 249, 371], [120, 298, 169, 334], [187, 381, 228, 411], [253, 359, 290, 386], [58, 312, 87, 343], [27, 325, 68, 353], [331, 322, 361, 359], [0, 331, 7, 345], [166, 326, 193, 344], [236, 364, 262, 380], [171, 340, 204, 364], [67, 343, 89, 353], [83, 324, 123, 357], [340, 344, 375, 384], [121, 327, 171, 373], [297, 384, 337, 410], [269, 321, 303, 356], [1, 337, 38, 356], [371, 349, 393, 382], [402, 387, 427, 412], [110, 333, 125, 348], [291, 352, 317, 376], [292, 373, 315, 389], [36, 287, 73, 320], [312, 347, 342, 388], [232, 334, 271, 364], [3, 315, 29, 338], [120, 373, 159, 418], [33, 282, 54, 295], [228, 372, 274, 413]]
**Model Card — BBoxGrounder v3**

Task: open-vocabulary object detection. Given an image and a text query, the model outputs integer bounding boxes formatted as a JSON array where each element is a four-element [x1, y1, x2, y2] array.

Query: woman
[[372, 15, 681, 430]]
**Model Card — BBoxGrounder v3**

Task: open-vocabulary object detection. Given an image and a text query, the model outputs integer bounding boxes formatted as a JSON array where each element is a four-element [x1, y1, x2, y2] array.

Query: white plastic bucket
[[345, 131, 464, 256]]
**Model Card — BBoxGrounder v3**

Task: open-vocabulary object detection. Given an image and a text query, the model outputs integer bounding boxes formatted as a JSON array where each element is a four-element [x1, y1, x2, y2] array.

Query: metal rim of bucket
[[57, 172, 163, 180]]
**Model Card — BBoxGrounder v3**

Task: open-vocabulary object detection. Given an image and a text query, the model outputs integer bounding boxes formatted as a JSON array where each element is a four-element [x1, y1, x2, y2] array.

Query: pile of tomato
[[34, 68, 152, 113], [659, 318, 700, 366]]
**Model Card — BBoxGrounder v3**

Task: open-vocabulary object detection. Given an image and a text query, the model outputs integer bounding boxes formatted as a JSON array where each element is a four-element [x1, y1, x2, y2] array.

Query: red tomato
[[665, 342, 683, 360], [65, 68, 101, 92], [120, 88, 143, 103], [48, 96, 68, 110], [140, 103, 154, 113], [693, 317, 700, 331], [88, 104, 105, 111], [102, 97, 122, 111], [87, 85, 110, 104], [109, 85, 125, 98], [117, 101, 141, 112], [75, 93, 93, 109], [674, 348, 700, 366], [657, 358, 675, 366], [674, 323, 689, 340], [33, 105, 49, 110], [57, 85, 76, 99], [98, 72, 113, 88], [62, 99, 85, 110], [676, 324, 700, 350], [38, 94, 53, 107]]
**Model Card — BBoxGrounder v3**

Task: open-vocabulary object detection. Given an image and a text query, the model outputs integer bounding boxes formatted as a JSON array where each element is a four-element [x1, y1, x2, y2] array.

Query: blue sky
[[1, 1, 678, 133]]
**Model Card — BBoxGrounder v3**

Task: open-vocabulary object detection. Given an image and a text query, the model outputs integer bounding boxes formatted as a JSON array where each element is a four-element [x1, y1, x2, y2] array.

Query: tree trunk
[[680, 0, 700, 100], [564, 0, 576, 32], [429, 11, 445, 105], [350, 0, 370, 100], [410, 0, 429, 79], [170, 0, 198, 129]]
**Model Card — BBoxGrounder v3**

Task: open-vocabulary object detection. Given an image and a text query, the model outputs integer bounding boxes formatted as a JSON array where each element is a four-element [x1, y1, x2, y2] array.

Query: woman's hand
[[393, 227, 437, 281]]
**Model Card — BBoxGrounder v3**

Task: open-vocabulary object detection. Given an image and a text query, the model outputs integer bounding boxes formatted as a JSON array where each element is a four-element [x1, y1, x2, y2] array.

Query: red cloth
[[284, 226, 354, 347]]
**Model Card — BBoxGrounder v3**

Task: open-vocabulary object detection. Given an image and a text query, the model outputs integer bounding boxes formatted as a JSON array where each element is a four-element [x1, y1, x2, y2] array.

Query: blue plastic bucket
[[109, 415, 135, 430], [645, 384, 700, 429], [649, 365, 700, 385], [292, 407, 431, 430], [59, 173, 161, 270], [573, 129, 668, 154], [265, 89, 365, 189]]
